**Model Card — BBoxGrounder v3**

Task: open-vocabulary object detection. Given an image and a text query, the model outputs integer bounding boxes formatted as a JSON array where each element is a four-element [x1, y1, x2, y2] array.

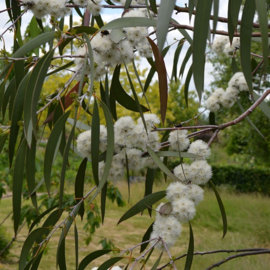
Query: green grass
[[0, 182, 270, 270]]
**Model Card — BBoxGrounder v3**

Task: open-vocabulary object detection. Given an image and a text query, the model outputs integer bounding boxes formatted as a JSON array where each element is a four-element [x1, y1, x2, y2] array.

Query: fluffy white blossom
[[188, 140, 211, 160], [228, 72, 249, 91], [76, 130, 91, 158], [205, 95, 221, 112], [187, 184, 204, 205], [223, 37, 240, 58], [137, 114, 160, 130], [220, 91, 237, 108], [189, 160, 212, 185], [126, 148, 143, 171], [211, 36, 229, 54], [173, 163, 191, 183], [171, 198, 196, 223], [168, 130, 190, 151], [166, 181, 189, 201]]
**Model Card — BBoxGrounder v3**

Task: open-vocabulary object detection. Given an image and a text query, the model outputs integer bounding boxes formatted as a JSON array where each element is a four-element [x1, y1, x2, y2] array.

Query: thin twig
[[207, 129, 219, 146]]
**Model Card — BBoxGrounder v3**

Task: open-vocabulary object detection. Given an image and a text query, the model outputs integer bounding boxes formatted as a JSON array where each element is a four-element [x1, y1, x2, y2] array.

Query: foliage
[[0, 0, 270, 269]]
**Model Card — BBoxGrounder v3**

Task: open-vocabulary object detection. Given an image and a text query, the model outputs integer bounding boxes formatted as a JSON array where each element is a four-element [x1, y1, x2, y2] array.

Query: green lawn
[[0, 181, 270, 270]]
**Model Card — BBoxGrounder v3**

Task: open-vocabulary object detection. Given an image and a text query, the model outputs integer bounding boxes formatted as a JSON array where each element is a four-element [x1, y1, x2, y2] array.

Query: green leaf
[[140, 222, 154, 253], [144, 67, 155, 93], [97, 257, 125, 270], [124, 0, 133, 9], [19, 228, 48, 270], [209, 112, 215, 125], [240, 0, 255, 93], [252, 91, 270, 120], [118, 190, 166, 224], [192, 0, 212, 101], [184, 64, 193, 108], [9, 72, 30, 167], [94, 14, 105, 28], [212, 0, 219, 37], [67, 118, 91, 130], [24, 49, 55, 146], [231, 58, 239, 74], [100, 18, 156, 30], [109, 90, 117, 121], [237, 100, 265, 139], [153, 151, 199, 159], [78, 250, 112, 270], [26, 137, 38, 212], [171, 40, 184, 82], [29, 204, 60, 232], [179, 46, 192, 78], [150, 0, 158, 13], [101, 182, 107, 224], [88, 99, 114, 203], [59, 125, 76, 210], [228, 0, 242, 43], [14, 41, 25, 89], [2, 77, 15, 119], [150, 252, 163, 270], [57, 235, 67, 270], [125, 153, 131, 203], [0, 133, 8, 155], [12, 32, 55, 58], [144, 168, 157, 216], [13, 139, 26, 235], [156, 0, 176, 51], [74, 224, 79, 270], [188, 0, 195, 21], [147, 37, 168, 124], [30, 16, 39, 56], [255, 0, 269, 72], [184, 223, 194, 270], [146, 146, 180, 182], [209, 180, 227, 238], [111, 66, 149, 113], [92, 99, 100, 187], [44, 111, 71, 195], [75, 158, 88, 221]]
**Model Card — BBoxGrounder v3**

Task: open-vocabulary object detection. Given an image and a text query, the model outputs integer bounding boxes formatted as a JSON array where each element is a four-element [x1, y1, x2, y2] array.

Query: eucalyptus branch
[[159, 239, 177, 270], [157, 248, 270, 270], [174, 5, 264, 29], [205, 249, 270, 270], [207, 129, 219, 146]]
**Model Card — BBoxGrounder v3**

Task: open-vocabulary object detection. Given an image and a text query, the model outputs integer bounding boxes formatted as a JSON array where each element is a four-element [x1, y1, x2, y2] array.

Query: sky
[[0, 1, 231, 93]]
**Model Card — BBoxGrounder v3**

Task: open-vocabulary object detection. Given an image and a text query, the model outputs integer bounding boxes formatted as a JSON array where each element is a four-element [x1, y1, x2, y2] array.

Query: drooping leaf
[[209, 112, 215, 125], [97, 257, 125, 270], [47, 61, 74, 76], [19, 228, 49, 270], [146, 146, 180, 182], [255, 0, 269, 72], [150, 252, 163, 270], [13, 139, 26, 235], [110, 65, 149, 113], [124, 0, 133, 9], [0, 133, 8, 155], [192, 0, 212, 101], [29, 16, 40, 56], [101, 182, 107, 224], [147, 37, 168, 124], [184, 63, 193, 107], [212, 0, 219, 37], [227, 0, 242, 43], [184, 222, 194, 270], [2, 77, 15, 119], [94, 14, 105, 28], [75, 158, 88, 220], [156, 0, 177, 52], [209, 180, 227, 238], [125, 153, 131, 203], [179, 46, 192, 78], [153, 151, 199, 159], [240, 0, 255, 93], [231, 58, 239, 74], [91, 99, 100, 186], [100, 18, 156, 30], [74, 224, 79, 270], [78, 250, 112, 270], [188, 0, 195, 21], [144, 168, 157, 216], [67, 118, 91, 130], [12, 32, 55, 58], [140, 222, 154, 253], [171, 39, 184, 82], [57, 234, 67, 270], [149, 0, 158, 13], [44, 111, 71, 195], [118, 191, 166, 224]]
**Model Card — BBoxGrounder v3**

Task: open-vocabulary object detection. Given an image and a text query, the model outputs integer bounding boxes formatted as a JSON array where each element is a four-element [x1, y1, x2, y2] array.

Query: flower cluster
[[74, 9, 152, 80], [205, 72, 249, 112], [150, 139, 211, 250], [211, 36, 240, 58], [21, 0, 70, 19], [73, 0, 102, 16], [76, 114, 162, 182]]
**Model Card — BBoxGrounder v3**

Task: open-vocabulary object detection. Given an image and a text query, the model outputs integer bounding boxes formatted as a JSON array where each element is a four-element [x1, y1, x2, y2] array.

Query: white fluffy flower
[[114, 116, 135, 137], [166, 181, 189, 202], [77, 130, 91, 157], [211, 36, 229, 54], [173, 163, 191, 183], [137, 114, 160, 130], [205, 95, 220, 112], [172, 198, 196, 223], [86, 0, 102, 16], [168, 130, 190, 151], [99, 158, 125, 182], [228, 72, 249, 91], [212, 88, 225, 101], [220, 92, 237, 108], [189, 160, 212, 185], [126, 148, 143, 171], [188, 140, 211, 160], [186, 184, 204, 205]]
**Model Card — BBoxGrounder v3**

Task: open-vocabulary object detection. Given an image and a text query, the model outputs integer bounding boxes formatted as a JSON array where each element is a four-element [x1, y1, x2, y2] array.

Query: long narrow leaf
[[253, 91, 270, 120], [78, 250, 111, 270], [140, 222, 154, 253], [184, 223, 194, 270], [97, 257, 124, 270]]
